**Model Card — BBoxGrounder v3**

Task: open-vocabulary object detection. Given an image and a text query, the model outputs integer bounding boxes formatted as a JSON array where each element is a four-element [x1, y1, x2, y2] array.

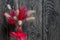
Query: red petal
[[10, 32, 17, 37], [17, 7, 23, 20], [2, 13, 5, 17], [23, 5, 27, 19], [18, 32, 27, 37], [8, 17, 15, 24], [9, 9, 16, 17]]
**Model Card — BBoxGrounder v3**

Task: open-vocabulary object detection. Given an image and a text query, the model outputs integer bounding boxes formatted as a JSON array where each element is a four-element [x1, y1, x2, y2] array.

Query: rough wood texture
[[42, 0, 60, 40]]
